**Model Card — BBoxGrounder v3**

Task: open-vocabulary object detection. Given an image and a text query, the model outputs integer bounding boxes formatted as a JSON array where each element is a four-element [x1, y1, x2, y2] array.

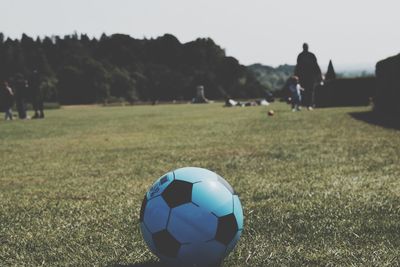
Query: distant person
[[30, 70, 45, 119], [14, 74, 29, 119], [294, 43, 323, 110], [288, 76, 304, 112], [1, 81, 14, 120]]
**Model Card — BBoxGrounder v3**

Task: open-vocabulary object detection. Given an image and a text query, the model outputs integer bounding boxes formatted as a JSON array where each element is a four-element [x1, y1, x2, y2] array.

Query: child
[[288, 76, 303, 111]]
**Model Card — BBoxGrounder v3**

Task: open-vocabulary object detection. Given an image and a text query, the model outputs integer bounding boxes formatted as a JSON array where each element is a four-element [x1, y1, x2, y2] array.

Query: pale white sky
[[1, 0, 399, 71]]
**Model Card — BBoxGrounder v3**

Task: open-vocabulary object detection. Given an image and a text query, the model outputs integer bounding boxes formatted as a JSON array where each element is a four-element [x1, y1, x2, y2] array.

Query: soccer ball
[[268, 110, 275, 116], [139, 167, 243, 267]]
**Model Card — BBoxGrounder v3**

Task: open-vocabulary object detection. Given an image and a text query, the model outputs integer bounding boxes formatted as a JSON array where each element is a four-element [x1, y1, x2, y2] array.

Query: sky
[[1, 0, 400, 72]]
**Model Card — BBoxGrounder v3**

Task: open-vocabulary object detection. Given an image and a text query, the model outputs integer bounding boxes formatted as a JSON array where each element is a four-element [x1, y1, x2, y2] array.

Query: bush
[[43, 102, 61, 109], [315, 77, 375, 107], [375, 54, 400, 117]]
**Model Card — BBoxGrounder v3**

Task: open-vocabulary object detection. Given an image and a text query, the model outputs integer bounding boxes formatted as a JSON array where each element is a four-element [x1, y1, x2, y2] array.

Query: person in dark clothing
[[14, 74, 29, 119], [30, 70, 45, 119], [1, 81, 14, 120], [294, 43, 323, 110]]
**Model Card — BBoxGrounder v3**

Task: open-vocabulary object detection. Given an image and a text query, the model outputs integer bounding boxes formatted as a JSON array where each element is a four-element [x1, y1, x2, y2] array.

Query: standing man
[[294, 43, 323, 110], [31, 70, 45, 119], [14, 74, 29, 119]]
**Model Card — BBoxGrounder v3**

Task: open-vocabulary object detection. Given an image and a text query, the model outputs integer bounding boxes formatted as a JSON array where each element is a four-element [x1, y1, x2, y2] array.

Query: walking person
[[1, 81, 14, 120], [288, 76, 304, 112], [294, 43, 323, 110]]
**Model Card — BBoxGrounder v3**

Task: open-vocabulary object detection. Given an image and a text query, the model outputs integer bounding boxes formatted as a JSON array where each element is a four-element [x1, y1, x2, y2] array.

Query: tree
[[109, 67, 138, 103], [58, 65, 84, 104], [82, 59, 110, 103], [0, 32, 269, 104], [325, 60, 336, 81]]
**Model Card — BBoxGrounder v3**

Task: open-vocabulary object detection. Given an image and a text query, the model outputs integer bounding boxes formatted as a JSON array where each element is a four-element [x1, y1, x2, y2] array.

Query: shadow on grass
[[109, 262, 163, 267], [349, 111, 400, 130]]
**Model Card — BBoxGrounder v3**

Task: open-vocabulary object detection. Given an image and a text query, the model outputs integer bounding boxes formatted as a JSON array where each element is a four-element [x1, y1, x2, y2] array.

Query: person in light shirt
[[288, 76, 304, 112]]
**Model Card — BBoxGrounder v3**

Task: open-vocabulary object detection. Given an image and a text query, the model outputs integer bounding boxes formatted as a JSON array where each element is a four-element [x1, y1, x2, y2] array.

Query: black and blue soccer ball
[[139, 167, 244, 267]]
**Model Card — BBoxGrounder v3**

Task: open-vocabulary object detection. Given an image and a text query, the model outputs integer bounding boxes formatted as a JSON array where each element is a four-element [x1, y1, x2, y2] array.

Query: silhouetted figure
[[1, 81, 14, 120], [295, 43, 323, 110], [14, 74, 29, 119], [325, 60, 336, 81], [30, 70, 45, 119]]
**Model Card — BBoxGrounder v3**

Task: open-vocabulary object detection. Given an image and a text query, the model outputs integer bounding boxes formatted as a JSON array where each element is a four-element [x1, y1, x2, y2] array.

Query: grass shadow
[[349, 111, 400, 130], [108, 261, 164, 267]]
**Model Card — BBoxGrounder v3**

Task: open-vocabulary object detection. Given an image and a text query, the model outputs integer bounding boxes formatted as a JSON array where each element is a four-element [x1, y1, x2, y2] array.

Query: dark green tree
[[0, 32, 268, 104], [109, 67, 138, 103], [325, 60, 336, 81]]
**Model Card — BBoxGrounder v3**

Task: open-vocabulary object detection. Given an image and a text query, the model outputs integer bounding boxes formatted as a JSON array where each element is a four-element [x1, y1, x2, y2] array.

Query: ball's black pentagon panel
[[217, 175, 234, 194], [215, 213, 238, 246], [139, 195, 147, 222], [152, 230, 181, 258], [162, 180, 193, 208], [225, 229, 242, 256]]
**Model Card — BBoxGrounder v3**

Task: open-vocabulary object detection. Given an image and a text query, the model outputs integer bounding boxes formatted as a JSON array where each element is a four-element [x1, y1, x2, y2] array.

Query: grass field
[[1, 102, 399, 266]]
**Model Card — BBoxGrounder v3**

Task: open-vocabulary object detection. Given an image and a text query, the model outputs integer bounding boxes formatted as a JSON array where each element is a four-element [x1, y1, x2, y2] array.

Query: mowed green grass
[[0, 102, 399, 266]]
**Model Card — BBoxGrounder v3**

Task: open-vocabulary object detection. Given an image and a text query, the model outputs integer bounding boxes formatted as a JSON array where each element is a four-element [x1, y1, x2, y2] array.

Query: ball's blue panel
[[177, 240, 226, 267], [143, 196, 170, 233], [225, 230, 242, 256], [192, 180, 233, 217], [217, 175, 234, 194], [168, 203, 218, 243], [157, 255, 177, 267], [173, 167, 218, 183], [146, 172, 174, 200], [140, 222, 156, 253], [233, 195, 244, 230]]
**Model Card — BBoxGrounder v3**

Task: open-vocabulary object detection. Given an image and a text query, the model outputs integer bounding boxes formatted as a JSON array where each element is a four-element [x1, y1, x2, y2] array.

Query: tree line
[[247, 63, 294, 92], [0, 33, 268, 104]]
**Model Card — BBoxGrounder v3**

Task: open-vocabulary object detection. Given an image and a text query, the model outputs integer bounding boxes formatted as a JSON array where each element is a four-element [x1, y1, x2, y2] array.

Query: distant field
[[1, 102, 399, 266]]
